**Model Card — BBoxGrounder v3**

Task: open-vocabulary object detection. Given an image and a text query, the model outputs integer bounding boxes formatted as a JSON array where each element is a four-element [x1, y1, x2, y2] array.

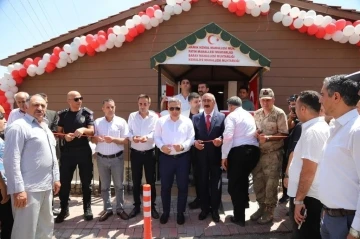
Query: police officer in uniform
[[55, 91, 95, 223]]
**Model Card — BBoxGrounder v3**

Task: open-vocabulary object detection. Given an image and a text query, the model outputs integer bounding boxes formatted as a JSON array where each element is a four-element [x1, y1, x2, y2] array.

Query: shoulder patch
[[57, 108, 69, 116], [82, 107, 93, 115]]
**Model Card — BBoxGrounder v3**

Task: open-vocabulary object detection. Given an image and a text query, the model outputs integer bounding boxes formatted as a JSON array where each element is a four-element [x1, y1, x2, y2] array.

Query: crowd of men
[[0, 74, 359, 239]]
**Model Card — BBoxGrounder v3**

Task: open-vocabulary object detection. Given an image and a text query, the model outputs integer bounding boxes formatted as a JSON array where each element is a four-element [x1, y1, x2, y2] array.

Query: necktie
[[206, 114, 211, 132]]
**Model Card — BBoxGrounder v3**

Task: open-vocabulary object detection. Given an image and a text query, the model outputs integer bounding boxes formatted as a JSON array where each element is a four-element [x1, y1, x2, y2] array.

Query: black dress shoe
[[84, 208, 93, 221], [278, 195, 289, 204], [177, 213, 185, 225], [128, 207, 140, 219], [188, 198, 201, 209], [151, 207, 160, 219], [117, 210, 129, 220], [198, 210, 209, 220], [160, 213, 169, 224], [99, 211, 113, 222], [230, 216, 245, 227], [212, 211, 220, 222], [55, 209, 69, 223]]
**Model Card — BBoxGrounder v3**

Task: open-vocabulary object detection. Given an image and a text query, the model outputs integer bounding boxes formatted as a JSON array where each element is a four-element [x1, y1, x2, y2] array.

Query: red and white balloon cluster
[[213, 0, 271, 17], [273, 3, 360, 45], [0, 0, 195, 114]]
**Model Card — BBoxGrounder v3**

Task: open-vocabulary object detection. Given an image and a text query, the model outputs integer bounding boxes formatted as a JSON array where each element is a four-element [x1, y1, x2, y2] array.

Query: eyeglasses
[[169, 107, 181, 111], [73, 97, 83, 102]]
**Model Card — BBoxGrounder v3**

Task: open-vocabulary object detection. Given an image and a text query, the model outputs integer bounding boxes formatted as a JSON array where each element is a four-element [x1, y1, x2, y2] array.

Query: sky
[[0, 0, 359, 76]]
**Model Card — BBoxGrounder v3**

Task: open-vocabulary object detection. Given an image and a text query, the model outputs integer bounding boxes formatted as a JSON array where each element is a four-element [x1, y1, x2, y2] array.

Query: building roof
[[1, 0, 359, 66]]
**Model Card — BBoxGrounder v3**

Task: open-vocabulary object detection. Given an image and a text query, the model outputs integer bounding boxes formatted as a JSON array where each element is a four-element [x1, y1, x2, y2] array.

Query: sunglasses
[[73, 97, 83, 102], [169, 107, 181, 111]]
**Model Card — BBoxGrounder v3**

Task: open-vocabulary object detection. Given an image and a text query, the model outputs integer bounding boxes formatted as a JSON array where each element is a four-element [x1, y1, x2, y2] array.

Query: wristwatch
[[294, 200, 304, 205], [350, 227, 360, 238]]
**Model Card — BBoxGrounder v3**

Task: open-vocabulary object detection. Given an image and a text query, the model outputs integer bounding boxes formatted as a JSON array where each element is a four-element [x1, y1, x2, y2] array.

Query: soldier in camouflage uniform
[[251, 88, 288, 224]]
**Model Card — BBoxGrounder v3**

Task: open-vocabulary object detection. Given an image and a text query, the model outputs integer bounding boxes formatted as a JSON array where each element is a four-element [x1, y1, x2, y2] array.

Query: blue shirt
[[242, 99, 255, 111], [3, 114, 60, 194]]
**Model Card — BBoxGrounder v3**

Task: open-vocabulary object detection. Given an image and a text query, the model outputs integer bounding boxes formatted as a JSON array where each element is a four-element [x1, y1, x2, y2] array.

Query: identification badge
[[80, 116, 85, 123]]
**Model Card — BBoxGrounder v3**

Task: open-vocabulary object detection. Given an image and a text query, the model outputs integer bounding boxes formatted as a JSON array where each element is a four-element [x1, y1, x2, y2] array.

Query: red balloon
[[192, 0, 198, 2], [98, 30, 107, 39], [19, 68, 27, 78], [11, 70, 19, 78], [33, 57, 41, 66], [153, 5, 160, 10], [0, 91, 4, 96], [129, 28, 138, 38], [237, 0, 246, 10], [210, 0, 217, 2], [146, 7, 154, 18], [86, 45, 95, 53], [23, 58, 33, 68], [138, 11, 145, 17], [87, 51, 96, 57], [50, 54, 59, 64], [0, 96, 6, 103], [346, 21, 352, 26], [289, 23, 296, 30], [228, 2, 237, 13], [78, 45, 87, 54], [125, 35, 134, 42], [315, 27, 326, 39], [353, 20, 360, 27], [90, 40, 100, 49], [298, 25, 308, 33], [14, 76, 23, 84], [86, 34, 94, 44], [107, 28, 114, 35], [260, 11, 269, 16], [217, 0, 222, 5], [97, 35, 106, 45], [307, 24, 318, 35], [235, 9, 245, 17], [53, 46, 62, 56], [2, 103, 11, 110], [136, 24, 145, 34], [45, 62, 56, 73], [325, 23, 336, 34], [335, 19, 346, 30]]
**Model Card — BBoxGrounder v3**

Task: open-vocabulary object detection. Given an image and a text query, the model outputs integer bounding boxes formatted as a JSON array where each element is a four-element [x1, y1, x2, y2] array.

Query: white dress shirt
[[154, 115, 195, 155], [128, 111, 158, 151], [318, 109, 360, 231], [288, 117, 330, 199], [221, 107, 259, 159], [7, 108, 26, 126], [174, 93, 190, 112], [94, 116, 129, 155]]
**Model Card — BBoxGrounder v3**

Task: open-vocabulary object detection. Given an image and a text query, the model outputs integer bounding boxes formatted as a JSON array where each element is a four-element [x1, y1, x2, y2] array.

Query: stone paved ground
[[53, 185, 291, 239]]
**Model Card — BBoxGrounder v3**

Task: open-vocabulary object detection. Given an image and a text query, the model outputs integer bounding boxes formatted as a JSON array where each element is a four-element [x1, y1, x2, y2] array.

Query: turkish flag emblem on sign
[[249, 76, 259, 110]]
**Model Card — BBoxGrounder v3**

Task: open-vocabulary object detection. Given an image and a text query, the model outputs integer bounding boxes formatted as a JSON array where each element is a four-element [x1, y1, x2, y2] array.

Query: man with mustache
[[7, 92, 29, 126]]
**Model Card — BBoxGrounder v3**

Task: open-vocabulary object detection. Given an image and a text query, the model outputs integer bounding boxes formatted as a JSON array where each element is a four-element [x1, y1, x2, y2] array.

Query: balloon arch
[[1, 0, 359, 116]]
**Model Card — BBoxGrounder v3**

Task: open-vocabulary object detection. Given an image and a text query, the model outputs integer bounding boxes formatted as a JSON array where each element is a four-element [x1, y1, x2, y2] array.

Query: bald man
[[7, 92, 29, 126], [55, 91, 95, 223]]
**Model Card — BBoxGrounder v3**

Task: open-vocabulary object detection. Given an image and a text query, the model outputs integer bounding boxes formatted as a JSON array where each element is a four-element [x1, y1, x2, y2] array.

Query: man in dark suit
[[192, 93, 225, 222]]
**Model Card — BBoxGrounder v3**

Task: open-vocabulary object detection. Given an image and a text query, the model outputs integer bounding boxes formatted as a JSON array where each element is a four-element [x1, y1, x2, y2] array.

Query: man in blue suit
[[192, 93, 225, 222]]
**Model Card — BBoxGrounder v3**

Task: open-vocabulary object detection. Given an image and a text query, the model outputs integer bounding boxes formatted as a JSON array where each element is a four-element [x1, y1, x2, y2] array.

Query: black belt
[[161, 151, 188, 158], [323, 206, 356, 217], [97, 151, 123, 159], [131, 148, 154, 154]]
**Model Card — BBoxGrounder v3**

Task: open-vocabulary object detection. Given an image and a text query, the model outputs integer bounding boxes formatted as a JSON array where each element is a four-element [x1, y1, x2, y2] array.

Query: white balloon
[[303, 16, 314, 27], [116, 34, 125, 43], [7, 64, 14, 73], [71, 46, 79, 55], [260, 3, 269, 13], [349, 33, 360, 44], [36, 67, 45, 75], [5, 91, 14, 99], [314, 15, 324, 26], [355, 24, 360, 35], [113, 25, 121, 35], [293, 18, 304, 29], [164, 5, 174, 15], [7, 79, 16, 87], [150, 18, 159, 27], [114, 41, 123, 48], [63, 44, 72, 54], [14, 63, 23, 70], [105, 40, 115, 49], [263, 0, 271, 3], [99, 45, 107, 52], [141, 15, 151, 25], [59, 51, 68, 60], [306, 10, 316, 17], [321, 16, 332, 27], [163, 12, 171, 21], [125, 19, 135, 29], [331, 19, 336, 23], [78, 53, 85, 57], [154, 9, 163, 19], [158, 18, 164, 24], [233, 0, 239, 2], [27, 65, 37, 74], [272, 12, 283, 23], [73, 37, 81, 45], [67, 57, 73, 64], [3, 73, 10, 80], [59, 59, 67, 67], [280, 4, 291, 15], [145, 23, 152, 30], [245, 7, 252, 14], [289, 7, 300, 18], [108, 33, 117, 42], [282, 15, 293, 27], [10, 86, 18, 93], [181, 1, 191, 11], [176, 0, 182, 3], [7, 98, 15, 104], [332, 30, 343, 42], [119, 26, 129, 35], [166, 0, 176, 6], [173, 4, 182, 14], [298, 10, 307, 19], [339, 35, 349, 44], [254, 0, 263, 5], [70, 54, 79, 61], [343, 25, 355, 37], [133, 15, 142, 25], [80, 36, 87, 45], [246, 0, 255, 10], [323, 34, 332, 40], [28, 71, 36, 77], [251, 6, 261, 17], [38, 60, 46, 69]]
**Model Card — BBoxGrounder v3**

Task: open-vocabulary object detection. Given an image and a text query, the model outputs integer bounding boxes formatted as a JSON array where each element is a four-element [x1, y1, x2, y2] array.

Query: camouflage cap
[[259, 88, 275, 99]]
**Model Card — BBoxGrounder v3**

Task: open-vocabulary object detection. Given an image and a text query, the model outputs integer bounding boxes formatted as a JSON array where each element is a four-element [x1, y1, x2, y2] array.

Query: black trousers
[[0, 194, 13, 239], [59, 146, 93, 210], [197, 154, 222, 212], [130, 148, 156, 208], [227, 145, 260, 220], [190, 147, 200, 200], [281, 154, 288, 197], [289, 197, 322, 239]]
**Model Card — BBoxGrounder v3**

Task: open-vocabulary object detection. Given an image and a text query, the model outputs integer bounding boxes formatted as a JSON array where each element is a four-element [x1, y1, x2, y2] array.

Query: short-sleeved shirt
[[242, 99, 255, 111], [174, 94, 190, 112], [254, 106, 288, 153], [58, 107, 94, 148]]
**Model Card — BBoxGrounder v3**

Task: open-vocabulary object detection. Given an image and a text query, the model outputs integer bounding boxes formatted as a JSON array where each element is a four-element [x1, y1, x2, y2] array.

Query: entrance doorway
[[191, 83, 226, 110]]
